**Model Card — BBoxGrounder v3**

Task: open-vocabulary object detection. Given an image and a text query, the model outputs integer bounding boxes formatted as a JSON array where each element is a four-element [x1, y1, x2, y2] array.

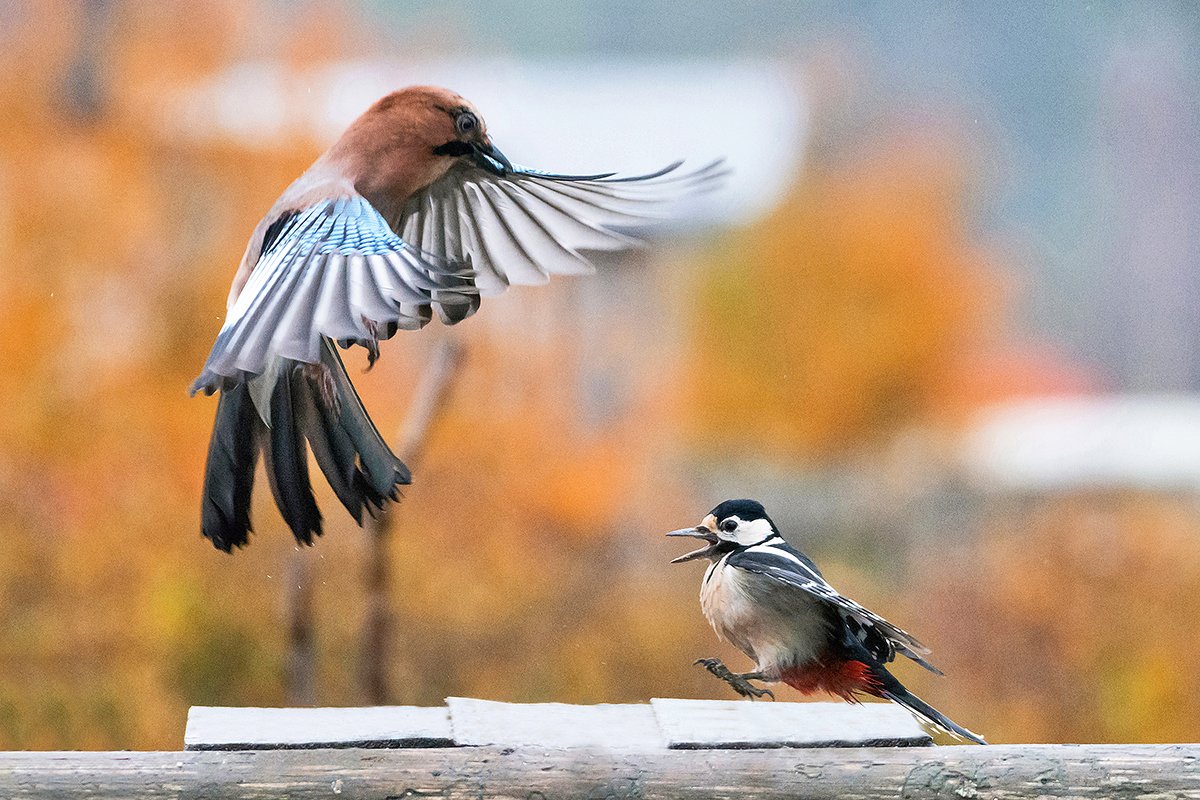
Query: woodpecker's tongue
[[667, 527, 720, 563]]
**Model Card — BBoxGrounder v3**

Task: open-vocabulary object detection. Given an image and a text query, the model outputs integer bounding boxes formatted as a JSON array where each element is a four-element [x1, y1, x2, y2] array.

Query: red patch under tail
[[781, 659, 883, 703]]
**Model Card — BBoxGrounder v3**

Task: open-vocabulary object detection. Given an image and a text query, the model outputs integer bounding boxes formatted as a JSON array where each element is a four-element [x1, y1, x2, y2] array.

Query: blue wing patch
[[192, 196, 479, 395]]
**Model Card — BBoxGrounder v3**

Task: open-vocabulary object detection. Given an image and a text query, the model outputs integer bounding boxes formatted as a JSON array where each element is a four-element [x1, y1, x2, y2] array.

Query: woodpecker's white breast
[[700, 554, 830, 677]]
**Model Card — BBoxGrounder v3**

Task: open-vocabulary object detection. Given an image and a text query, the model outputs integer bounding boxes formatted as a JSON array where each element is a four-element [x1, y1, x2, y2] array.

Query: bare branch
[[360, 337, 467, 704]]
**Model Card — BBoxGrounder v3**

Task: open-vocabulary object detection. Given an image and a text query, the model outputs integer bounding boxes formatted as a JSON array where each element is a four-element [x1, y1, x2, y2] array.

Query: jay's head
[[337, 86, 512, 185], [667, 499, 780, 563]]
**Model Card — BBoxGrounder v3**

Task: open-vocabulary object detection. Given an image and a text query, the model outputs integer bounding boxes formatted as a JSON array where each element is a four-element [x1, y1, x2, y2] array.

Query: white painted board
[[651, 699, 933, 749], [446, 697, 664, 750], [185, 699, 936, 751], [184, 705, 453, 751]]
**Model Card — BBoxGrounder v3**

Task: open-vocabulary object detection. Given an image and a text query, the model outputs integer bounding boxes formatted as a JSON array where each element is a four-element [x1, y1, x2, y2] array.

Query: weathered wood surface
[[185, 698, 930, 751], [2, 745, 1199, 799]]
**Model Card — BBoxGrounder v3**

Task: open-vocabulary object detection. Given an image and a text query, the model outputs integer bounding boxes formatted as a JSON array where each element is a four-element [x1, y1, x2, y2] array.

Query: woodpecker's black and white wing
[[191, 195, 479, 395], [727, 541, 944, 675], [395, 160, 725, 295]]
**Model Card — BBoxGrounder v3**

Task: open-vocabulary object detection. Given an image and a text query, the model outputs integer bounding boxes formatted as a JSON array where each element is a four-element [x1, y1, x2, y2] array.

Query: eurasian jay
[[192, 85, 719, 552]]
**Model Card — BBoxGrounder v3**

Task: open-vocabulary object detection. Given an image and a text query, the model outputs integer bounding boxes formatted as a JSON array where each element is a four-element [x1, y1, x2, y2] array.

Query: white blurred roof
[[170, 58, 807, 226], [962, 395, 1200, 492]]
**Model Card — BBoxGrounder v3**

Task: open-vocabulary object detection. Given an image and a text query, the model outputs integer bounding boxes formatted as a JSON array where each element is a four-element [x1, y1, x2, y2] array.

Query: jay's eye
[[720, 519, 738, 533], [455, 112, 478, 135]]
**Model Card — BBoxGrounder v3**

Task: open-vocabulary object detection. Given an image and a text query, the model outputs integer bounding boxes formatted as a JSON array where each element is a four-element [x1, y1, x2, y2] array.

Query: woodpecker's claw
[[737, 682, 775, 701], [694, 658, 775, 701]]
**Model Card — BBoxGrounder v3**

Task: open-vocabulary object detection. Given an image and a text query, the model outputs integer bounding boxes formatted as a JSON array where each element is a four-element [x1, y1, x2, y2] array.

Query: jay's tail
[[200, 338, 409, 551]]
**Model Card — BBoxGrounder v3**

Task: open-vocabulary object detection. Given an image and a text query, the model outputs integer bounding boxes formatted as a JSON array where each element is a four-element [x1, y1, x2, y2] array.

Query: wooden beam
[[2, 745, 1199, 799]]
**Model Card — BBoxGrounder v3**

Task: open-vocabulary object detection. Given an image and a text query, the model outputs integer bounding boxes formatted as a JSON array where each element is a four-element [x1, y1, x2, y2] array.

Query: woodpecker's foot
[[694, 658, 775, 701]]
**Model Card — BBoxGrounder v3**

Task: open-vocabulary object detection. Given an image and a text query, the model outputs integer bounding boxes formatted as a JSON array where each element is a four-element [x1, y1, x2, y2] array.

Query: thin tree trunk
[[361, 337, 466, 704], [284, 554, 316, 706]]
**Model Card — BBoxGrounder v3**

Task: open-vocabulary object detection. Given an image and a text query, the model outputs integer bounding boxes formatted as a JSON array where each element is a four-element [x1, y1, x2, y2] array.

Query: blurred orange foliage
[[687, 132, 998, 458], [919, 492, 1200, 744], [1, 0, 1198, 752]]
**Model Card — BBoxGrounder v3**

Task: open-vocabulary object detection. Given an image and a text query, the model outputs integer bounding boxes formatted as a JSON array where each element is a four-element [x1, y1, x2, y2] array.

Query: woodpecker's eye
[[720, 519, 738, 534], [455, 112, 478, 136]]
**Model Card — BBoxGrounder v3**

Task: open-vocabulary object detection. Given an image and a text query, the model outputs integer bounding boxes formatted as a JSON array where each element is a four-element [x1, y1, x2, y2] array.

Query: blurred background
[[2, 0, 1199, 748]]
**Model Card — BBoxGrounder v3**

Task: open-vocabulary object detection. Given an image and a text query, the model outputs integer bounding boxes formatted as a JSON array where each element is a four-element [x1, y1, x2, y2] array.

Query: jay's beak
[[667, 526, 721, 564], [471, 140, 512, 175]]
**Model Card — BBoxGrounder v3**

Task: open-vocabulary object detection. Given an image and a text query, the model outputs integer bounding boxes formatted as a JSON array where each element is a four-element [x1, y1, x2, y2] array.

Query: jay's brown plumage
[[192, 86, 720, 552]]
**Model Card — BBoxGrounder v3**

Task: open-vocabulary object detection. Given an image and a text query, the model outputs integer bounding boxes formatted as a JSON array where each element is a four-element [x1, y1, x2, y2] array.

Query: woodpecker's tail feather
[[200, 339, 410, 551], [880, 686, 987, 745]]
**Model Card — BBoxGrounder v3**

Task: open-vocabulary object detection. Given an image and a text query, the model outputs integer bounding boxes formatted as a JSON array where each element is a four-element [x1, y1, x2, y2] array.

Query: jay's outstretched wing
[[194, 161, 724, 396], [396, 160, 726, 294]]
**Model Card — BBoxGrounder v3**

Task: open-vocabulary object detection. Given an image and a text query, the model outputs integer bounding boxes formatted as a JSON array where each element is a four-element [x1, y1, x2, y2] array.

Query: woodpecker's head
[[667, 499, 780, 563], [331, 86, 513, 205]]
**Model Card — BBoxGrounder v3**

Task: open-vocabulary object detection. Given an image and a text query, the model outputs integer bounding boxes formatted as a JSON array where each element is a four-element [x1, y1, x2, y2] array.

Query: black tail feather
[[200, 383, 262, 552], [261, 367, 323, 545], [292, 370, 366, 524], [847, 639, 985, 745], [199, 337, 411, 551], [291, 362, 396, 523], [318, 339, 411, 497], [881, 686, 987, 745]]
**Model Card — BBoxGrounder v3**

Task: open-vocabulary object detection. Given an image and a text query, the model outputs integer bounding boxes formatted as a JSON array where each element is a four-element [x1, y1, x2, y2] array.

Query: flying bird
[[669, 499, 985, 744], [192, 85, 721, 552]]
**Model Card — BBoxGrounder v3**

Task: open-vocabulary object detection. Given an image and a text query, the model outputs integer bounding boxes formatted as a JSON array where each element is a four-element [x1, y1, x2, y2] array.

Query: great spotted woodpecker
[[669, 498, 985, 744]]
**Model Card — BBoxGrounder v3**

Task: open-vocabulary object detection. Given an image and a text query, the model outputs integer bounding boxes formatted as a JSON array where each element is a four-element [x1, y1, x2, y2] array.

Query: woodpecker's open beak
[[668, 526, 721, 563], [471, 140, 512, 175]]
